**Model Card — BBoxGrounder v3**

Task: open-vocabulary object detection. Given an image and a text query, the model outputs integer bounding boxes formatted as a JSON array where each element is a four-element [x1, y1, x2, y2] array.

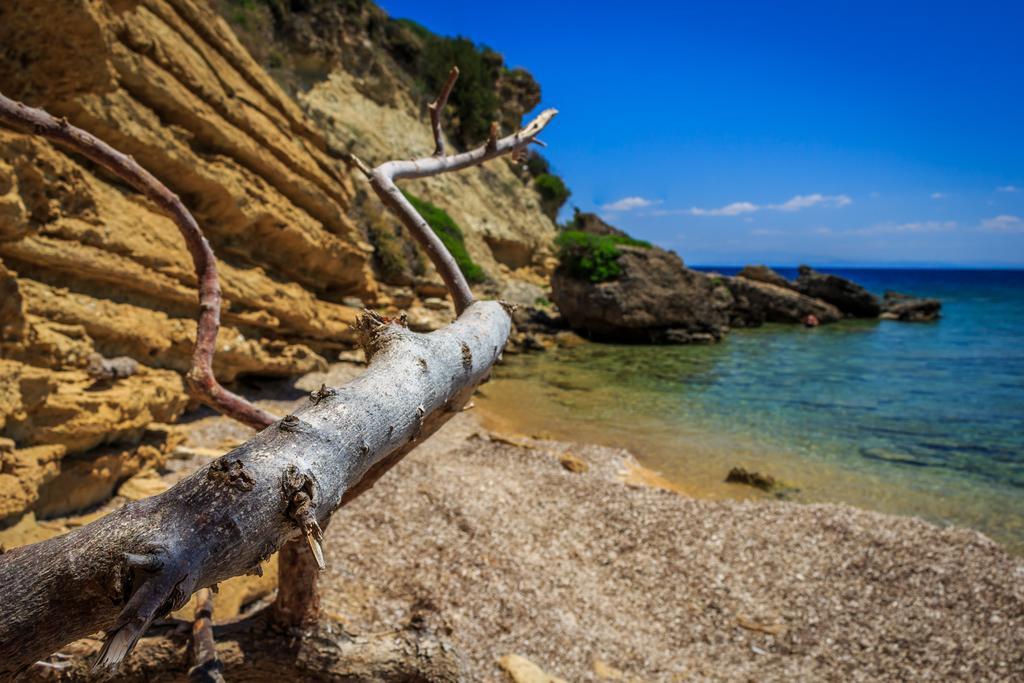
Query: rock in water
[[551, 246, 729, 344], [795, 265, 882, 318], [725, 276, 843, 327], [880, 291, 942, 322], [725, 467, 777, 491], [737, 264, 795, 290]]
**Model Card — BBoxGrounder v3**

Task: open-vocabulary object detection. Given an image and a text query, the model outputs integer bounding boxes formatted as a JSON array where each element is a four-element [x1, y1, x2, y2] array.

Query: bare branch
[[486, 121, 499, 152], [368, 105, 558, 314], [427, 66, 459, 156], [0, 93, 276, 430], [189, 589, 225, 683]]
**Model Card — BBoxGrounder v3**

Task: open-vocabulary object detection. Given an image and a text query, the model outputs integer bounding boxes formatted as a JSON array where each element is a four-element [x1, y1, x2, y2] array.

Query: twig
[[427, 66, 459, 156], [189, 589, 225, 683], [0, 92, 275, 431], [367, 69, 558, 314]]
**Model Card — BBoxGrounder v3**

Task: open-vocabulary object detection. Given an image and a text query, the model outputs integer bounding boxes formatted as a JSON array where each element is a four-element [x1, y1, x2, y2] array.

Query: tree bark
[[0, 302, 510, 677]]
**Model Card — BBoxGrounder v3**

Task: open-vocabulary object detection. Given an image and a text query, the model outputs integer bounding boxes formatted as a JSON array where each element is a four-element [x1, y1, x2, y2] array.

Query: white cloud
[[979, 215, 1024, 233], [671, 193, 852, 218], [869, 191, 881, 198], [689, 201, 759, 217], [770, 193, 852, 211], [600, 196, 659, 212], [750, 228, 782, 236], [930, 192, 947, 200], [996, 185, 1020, 193]]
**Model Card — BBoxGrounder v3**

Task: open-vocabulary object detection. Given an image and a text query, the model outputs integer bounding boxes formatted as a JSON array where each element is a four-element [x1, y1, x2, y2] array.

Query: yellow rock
[[172, 555, 279, 621], [118, 470, 170, 501], [498, 654, 568, 683], [0, 511, 65, 549], [559, 451, 589, 474], [593, 658, 625, 679]]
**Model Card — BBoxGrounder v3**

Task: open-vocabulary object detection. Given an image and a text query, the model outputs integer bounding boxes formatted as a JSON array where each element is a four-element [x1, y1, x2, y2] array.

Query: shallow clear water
[[478, 268, 1024, 553]]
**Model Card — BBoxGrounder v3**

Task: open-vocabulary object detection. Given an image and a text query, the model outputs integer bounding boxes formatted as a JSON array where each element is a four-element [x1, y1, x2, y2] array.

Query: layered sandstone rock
[[0, 0, 372, 524]]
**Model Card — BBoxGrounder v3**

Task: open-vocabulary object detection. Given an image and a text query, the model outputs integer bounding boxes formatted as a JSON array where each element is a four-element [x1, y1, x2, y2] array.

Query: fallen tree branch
[[0, 93, 275, 431], [0, 302, 510, 676], [0, 62, 555, 678]]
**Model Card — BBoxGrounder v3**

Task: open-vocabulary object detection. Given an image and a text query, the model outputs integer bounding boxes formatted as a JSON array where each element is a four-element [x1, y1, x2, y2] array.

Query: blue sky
[[378, 1, 1024, 266]]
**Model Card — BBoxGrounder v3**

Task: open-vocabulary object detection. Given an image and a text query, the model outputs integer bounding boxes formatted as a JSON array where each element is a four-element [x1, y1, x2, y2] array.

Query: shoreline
[[482, 329, 1024, 557]]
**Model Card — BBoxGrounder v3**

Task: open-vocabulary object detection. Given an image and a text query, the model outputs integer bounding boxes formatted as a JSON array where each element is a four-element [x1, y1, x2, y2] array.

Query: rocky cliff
[[0, 0, 557, 529], [217, 0, 559, 295]]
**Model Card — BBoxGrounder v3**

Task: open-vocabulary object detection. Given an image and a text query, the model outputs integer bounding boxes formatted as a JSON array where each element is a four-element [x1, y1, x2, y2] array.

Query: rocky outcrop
[[725, 276, 843, 327], [881, 291, 942, 322], [795, 265, 881, 318], [737, 264, 794, 290], [551, 247, 728, 343], [564, 209, 629, 238]]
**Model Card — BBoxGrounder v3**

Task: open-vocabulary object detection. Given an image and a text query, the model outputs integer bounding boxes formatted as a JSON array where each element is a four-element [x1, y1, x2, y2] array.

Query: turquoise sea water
[[479, 268, 1024, 553]]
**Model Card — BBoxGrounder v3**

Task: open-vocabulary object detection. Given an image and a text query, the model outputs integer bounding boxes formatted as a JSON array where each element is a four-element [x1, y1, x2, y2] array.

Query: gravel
[[318, 414, 1024, 682]]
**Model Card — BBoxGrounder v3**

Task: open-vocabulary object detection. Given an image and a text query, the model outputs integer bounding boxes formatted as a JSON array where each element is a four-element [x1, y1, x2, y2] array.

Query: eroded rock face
[[551, 247, 728, 343], [0, 0, 374, 522], [795, 265, 881, 318], [726, 276, 843, 327]]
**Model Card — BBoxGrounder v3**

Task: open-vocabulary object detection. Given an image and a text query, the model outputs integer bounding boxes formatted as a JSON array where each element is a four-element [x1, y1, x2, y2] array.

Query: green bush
[[555, 230, 651, 283], [403, 191, 487, 284], [419, 38, 502, 149], [534, 173, 571, 220], [525, 151, 550, 177]]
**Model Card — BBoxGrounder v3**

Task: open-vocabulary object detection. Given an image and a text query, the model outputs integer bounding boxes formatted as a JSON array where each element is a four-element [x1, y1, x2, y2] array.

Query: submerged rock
[[725, 466, 778, 491], [726, 276, 843, 327], [881, 291, 942, 322], [551, 246, 728, 344], [795, 265, 882, 318]]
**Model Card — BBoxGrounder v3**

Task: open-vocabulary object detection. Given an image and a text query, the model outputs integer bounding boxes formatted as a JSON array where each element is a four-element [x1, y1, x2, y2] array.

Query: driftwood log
[[0, 62, 555, 678]]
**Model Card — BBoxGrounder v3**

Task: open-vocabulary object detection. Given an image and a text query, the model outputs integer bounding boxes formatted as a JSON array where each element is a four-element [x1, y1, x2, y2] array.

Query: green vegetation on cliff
[[403, 192, 487, 283], [534, 173, 571, 220], [555, 230, 651, 283]]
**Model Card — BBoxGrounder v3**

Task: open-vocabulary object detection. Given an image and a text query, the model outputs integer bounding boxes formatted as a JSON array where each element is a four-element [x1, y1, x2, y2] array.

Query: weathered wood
[[188, 589, 225, 683], [26, 611, 464, 682], [0, 303, 510, 677]]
